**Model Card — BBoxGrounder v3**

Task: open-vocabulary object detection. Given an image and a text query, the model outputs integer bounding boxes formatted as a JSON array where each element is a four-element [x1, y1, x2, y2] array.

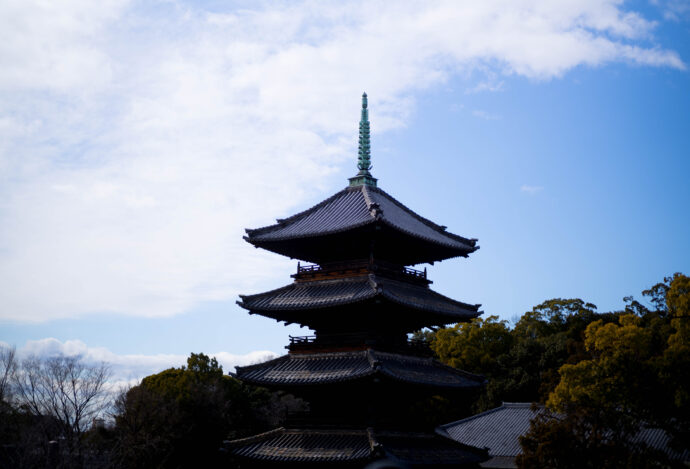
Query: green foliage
[[432, 315, 512, 373], [427, 273, 689, 464], [517, 273, 690, 466], [517, 408, 674, 469], [548, 314, 660, 418], [113, 353, 275, 469], [430, 300, 599, 411]]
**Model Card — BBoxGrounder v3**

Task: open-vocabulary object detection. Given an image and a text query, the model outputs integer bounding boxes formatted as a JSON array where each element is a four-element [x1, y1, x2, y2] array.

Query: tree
[[660, 273, 690, 451], [548, 314, 659, 419], [9, 354, 111, 469], [0, 345, 19, 468], [0, 345, 16, 405], [429, 300, 601, 410], [517, 407, 671, 469], [431, 315, 512, 374], [112, 353, 291, 469], [519, 274, 690, 467]]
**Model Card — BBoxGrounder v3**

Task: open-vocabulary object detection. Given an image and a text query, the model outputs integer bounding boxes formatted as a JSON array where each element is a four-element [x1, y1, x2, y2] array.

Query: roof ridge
[[245, 186, 352, 236], [377, 276, 481, 311], [372, 350, 430, 363], [237, 282, 298, 303], [223, 427, 285, 447], [369, 186, 477, 248], [234, 354, 287, 373], [361, 184, 374, 210], [438, 406, 507, 430], [245, 186, 379, 244], [366, 427, 384, 457], [365, 349, 381, 369], [284, 428, 368, 436], [431, 360, 487, 383]]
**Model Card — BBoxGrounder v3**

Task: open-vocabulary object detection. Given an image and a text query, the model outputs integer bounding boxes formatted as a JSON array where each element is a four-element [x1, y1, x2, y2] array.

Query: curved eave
[[225, 427, 372, 463], [246, 230, 478, 266], [237, 275, 480, 319], [225, 428, 490, 466], [245, 219, 477, 254], [243, 185, 478, 264], [235, 350, 486, 390]]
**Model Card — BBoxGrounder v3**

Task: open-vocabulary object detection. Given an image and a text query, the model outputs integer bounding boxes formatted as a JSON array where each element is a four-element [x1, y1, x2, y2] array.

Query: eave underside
[[249, 224, 476, 265]]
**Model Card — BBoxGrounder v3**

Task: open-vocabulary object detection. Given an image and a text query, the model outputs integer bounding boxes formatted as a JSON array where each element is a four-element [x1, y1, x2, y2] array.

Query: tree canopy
[[427, 273, 689, 467], [113, 353, 280, 469]]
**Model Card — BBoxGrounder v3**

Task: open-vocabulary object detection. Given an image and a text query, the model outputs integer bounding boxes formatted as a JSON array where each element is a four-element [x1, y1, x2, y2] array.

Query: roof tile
[[238, 274, 480, 320], [246, 185, 477, 253], [235, 350, 486, 389]]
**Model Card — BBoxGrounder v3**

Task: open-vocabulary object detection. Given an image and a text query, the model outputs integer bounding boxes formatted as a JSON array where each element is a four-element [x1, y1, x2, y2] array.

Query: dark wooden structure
[[224, 94, 489, 467]]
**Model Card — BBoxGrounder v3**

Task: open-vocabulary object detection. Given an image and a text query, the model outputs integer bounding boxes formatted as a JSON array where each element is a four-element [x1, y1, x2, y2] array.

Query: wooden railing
[[293, 259, 429, 284], [287, 334, 433, 357], [289, 335, 317, 345]]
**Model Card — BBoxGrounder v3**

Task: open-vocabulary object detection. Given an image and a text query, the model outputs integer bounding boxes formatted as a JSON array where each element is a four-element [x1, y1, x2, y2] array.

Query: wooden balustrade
[[293, 260, 430, 284]]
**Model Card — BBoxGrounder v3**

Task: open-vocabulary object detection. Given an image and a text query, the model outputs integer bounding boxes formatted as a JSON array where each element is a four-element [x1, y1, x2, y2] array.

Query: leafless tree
[[13, 354, 112, 468], [0, 344, 17, 404]]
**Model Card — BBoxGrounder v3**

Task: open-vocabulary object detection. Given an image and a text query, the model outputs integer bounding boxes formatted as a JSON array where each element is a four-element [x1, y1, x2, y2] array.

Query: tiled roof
[[439, 403, 690, 464], [225, 428, 371, 463], [631, 427, 690, 461], [235, 350, 486, 389], [245, 185, 477, 253], [439, 403, 543, 460], [238, 274, 480, 320], [224, 427, 489, 466]]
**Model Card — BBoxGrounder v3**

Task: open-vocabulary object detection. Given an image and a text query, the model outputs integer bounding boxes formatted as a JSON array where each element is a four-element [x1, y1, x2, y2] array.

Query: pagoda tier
[[244, 184, 478, 266], [238, 273, 481, 331], [234, 350, 485, 432], [235, 350, 485, 390], [224, 428, 488, 468]]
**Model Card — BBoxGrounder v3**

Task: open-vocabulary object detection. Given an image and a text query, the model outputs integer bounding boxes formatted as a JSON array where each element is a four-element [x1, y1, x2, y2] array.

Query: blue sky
[[1, 0, 688, 384]]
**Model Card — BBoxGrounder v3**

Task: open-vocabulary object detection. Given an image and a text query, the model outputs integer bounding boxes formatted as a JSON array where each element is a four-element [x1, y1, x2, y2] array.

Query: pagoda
[[224, 94, 489, 468]]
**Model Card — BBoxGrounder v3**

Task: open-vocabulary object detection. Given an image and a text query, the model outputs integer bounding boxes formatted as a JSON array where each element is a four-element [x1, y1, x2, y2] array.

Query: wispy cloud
[[651, 0, 690, 22], [467, 81, 505, 94], [0, 1, 683, 322], [472, 110, 502, 120], [2, 338, 276, 387], [521, 185, 544, 194]]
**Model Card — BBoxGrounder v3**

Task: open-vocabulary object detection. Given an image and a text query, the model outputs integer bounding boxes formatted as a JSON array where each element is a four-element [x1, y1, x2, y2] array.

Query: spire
[[349, 92, 378, 188], [358, 93, 371, 171]]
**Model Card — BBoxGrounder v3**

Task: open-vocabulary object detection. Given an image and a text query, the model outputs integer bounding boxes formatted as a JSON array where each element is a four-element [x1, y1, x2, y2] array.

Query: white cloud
[[472, 110, 502, 120], [5, 338, 276, 386], [651, 0, 690, 22], [521, 185, 544, 194], [466, 80, 506, 94], [0, 0, 683, 322]]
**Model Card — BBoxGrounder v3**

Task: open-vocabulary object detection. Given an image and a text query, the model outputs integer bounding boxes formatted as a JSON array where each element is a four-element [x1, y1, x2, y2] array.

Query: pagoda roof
[[234, 349, 486, 389], [238, 274, 481, 328], [244, 184, 478, 265], [224, 427, 489, 466]]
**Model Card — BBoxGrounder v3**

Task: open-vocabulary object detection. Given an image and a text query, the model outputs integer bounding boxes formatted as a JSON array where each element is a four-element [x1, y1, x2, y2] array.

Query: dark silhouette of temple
[[224, 94, 489, 467]]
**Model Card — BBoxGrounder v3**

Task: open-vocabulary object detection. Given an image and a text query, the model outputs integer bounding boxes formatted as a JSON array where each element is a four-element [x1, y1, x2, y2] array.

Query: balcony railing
[[292, 259, 430, 284], [287, 334, 433, 357]]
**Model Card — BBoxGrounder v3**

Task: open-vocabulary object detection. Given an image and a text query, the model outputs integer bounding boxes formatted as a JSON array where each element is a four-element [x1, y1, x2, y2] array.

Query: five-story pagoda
[[224, 94, 489, 468]]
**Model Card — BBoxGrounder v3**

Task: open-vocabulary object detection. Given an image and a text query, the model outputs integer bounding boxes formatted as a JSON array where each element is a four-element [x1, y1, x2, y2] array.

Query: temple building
[[224, 94, 489, 467]]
